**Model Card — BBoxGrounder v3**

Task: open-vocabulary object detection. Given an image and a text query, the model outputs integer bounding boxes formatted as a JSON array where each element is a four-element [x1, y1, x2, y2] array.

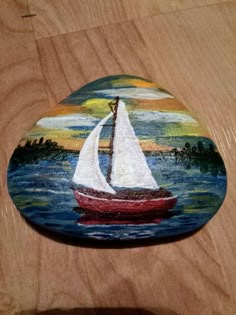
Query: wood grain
[[0, 0, 236, 314], [28, 0, 234, 39], [0, 1, 94, 314], [0, 0, 32, 48]]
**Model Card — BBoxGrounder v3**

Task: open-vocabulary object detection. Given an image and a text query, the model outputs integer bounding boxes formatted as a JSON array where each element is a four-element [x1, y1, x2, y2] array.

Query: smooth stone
[[7, 75, 227, 242]]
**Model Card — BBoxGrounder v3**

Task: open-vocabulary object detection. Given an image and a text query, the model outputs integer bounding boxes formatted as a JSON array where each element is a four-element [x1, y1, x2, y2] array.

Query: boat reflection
[[74, 207, 174, 225]]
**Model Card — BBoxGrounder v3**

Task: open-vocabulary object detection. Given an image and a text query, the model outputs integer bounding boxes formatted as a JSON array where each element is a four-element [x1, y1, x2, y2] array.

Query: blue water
[[7, 153, 227, 241]]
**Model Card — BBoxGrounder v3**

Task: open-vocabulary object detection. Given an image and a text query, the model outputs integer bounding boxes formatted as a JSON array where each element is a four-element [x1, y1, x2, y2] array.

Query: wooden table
[[0, 1, 236, 314]]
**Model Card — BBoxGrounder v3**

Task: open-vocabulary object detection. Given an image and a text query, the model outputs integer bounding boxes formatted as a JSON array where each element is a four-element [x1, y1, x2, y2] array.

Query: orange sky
[[21, 75, 209, 151]]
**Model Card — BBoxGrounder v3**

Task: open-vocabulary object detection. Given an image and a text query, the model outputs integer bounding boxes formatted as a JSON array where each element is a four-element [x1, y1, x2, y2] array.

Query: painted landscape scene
[[8, 75, 227, 241]]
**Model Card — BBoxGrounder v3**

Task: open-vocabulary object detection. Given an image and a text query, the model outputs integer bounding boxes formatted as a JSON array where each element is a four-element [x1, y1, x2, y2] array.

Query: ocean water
[[7, 153, 227, 241]]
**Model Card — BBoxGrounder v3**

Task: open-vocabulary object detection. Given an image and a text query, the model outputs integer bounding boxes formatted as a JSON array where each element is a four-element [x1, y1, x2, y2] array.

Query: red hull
[[74, 190, 177, 214]]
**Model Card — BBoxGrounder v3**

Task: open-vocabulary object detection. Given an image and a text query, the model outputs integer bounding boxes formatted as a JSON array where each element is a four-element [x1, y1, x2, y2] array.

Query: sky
[[22, 75, 209, 151]]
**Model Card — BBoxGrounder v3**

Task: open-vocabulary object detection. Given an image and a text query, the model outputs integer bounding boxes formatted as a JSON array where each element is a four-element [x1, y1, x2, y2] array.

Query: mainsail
[[72, 113, 116, 194], [110, 100, 159, 190]]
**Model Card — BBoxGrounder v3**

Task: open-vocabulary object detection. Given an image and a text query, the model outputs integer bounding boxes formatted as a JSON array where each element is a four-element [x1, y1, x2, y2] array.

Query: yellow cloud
[[111, 77, 161, 89], [81, 98, 113, 117], [165, 123, 208, 137]]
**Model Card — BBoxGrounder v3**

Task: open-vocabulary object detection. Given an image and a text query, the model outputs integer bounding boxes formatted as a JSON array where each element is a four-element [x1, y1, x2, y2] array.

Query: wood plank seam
[[28, 0, 236, 40], [25, 6, 55, 112]]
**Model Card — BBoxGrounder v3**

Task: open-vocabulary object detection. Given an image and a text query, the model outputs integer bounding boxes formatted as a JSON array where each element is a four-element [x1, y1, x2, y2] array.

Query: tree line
[[172, 141, 225, 176], [10, 137, 64, 167]]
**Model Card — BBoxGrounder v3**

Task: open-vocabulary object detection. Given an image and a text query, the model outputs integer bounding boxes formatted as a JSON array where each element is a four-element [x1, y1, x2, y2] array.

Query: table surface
[[0, 1, 236, 314]]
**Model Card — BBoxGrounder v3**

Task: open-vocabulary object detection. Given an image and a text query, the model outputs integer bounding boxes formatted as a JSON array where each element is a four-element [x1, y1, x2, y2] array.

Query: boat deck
[[75, 187, 173, 200]]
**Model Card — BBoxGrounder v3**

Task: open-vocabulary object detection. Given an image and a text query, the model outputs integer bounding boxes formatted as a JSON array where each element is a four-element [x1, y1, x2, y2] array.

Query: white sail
[[72, 113, 116, 194], [110, 100, 159, 190]]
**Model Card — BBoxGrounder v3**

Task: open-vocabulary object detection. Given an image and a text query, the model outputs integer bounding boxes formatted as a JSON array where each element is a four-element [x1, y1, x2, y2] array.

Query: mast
[[107, 96, 119, 183]]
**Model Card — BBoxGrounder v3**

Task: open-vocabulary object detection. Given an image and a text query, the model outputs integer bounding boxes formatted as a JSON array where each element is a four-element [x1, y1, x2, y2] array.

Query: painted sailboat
[[72, 97, 177, 215]]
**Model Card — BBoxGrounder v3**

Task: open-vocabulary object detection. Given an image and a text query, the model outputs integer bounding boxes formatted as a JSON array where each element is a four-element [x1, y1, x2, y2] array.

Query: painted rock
[[7, 75, 227, 241]]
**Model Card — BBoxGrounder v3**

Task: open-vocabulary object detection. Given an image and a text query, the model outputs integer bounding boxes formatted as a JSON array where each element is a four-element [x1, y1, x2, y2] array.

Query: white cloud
[[95, 88, 174, 100], [133, 110, 198, 124], [37, 114, 99, 130]]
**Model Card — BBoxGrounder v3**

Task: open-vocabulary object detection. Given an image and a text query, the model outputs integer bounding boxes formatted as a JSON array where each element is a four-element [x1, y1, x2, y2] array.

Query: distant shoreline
[[9, 137, 226, 177]]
